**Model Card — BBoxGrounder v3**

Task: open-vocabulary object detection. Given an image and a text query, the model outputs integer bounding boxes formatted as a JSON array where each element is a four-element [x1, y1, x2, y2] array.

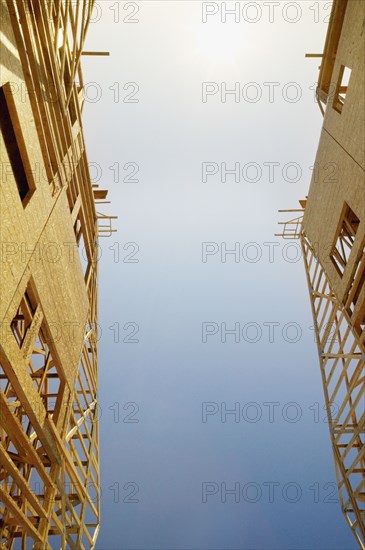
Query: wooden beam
[[81, 51, 110, 56]]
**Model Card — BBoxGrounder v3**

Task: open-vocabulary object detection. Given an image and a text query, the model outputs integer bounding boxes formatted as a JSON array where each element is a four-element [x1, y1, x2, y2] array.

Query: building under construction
[[0, 1, 112, 547], [279, 0, 365, 547], [1, 0, 364, 548]]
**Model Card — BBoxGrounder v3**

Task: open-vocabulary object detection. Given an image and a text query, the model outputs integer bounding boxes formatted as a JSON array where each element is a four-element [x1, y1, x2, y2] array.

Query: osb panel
[[0, 1, 56, 319], [303, 129, 365, 304], [31, 193, 89, 387], [0, 2, 90, 389], [324, 0, 365, 169]]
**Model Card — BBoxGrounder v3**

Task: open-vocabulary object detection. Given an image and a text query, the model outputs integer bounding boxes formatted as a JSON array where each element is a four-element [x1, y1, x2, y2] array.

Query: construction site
[[278, 0, 365, 547], [0, 0, 364, 548], [0, 0, 113, 547]]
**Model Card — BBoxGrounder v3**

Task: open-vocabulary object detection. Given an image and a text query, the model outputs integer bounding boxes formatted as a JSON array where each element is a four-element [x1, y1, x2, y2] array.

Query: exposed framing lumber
[[302, 234, 365, 549], [0, 0, 102, 547]]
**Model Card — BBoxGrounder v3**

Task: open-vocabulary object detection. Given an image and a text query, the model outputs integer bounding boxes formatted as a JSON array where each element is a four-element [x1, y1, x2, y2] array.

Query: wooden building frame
[[279, 1, 365, 546], [302, 234, 365, 549], [0, 1, 113, 547]]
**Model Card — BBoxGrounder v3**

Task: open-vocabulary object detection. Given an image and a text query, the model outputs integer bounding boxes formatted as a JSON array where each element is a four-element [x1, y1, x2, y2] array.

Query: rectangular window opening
[[333, 65, 352, 114], [0, 83, 36, 205], [11, 283, 37, 348], [330, 203, 360, 276], [73, 216, 90, 277], [62, 53, 78, 126]]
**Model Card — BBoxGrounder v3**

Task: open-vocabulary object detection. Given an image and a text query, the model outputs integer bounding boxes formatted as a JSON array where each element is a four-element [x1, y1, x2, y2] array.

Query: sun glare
[[195, 22, 243, 64]]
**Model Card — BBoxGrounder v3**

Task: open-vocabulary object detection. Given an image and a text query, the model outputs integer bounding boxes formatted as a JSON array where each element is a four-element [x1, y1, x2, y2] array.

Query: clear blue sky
[[82, 2, 357, 549]]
